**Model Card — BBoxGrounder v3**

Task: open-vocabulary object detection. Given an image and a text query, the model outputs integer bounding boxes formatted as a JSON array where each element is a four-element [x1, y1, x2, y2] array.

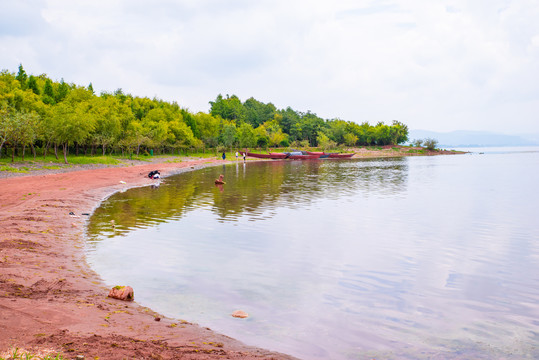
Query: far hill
[[409, 130, 539, 147]]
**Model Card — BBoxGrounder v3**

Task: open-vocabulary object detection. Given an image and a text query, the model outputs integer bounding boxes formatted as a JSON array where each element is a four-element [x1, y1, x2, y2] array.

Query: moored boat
[[328, 153, 355, 158], [245, 152, 289, 159], [306, 151, 355, 158], [288, 154, 322, 160]]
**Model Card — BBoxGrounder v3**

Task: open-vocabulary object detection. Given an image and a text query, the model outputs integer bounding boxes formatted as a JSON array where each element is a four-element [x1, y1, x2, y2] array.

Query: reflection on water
[[88, 158, 408, 236], [87, 153, 539, 360]]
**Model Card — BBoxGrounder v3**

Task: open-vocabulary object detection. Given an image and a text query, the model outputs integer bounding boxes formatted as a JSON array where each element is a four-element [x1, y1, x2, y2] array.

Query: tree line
[[0, 65, 409, 163]]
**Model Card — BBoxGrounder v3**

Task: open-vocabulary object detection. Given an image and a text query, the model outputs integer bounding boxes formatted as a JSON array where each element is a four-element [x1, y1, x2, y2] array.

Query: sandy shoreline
[[0, 158, 296, 359]]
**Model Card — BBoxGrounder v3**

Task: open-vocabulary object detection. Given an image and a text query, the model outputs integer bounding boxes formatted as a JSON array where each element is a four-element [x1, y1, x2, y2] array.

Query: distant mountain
[[408, 130, 539, 147]]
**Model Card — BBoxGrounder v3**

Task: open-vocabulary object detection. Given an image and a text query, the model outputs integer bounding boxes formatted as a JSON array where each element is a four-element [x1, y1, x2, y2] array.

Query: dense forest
[[0, 65, 409, 163]]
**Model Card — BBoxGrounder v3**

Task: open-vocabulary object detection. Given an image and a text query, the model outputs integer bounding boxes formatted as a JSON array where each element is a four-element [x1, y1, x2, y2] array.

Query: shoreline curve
[[0, 158, 296, 359]]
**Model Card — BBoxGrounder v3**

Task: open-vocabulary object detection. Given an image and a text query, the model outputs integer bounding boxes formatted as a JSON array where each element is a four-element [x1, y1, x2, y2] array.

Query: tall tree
[[56, 78, 69, 102], [42, 78, 55, 105], [27, 75, 40, 95], [15, 64, 28, 89]]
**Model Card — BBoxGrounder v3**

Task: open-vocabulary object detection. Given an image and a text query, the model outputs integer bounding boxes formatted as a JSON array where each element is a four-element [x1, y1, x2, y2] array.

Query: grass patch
[[66, 156, 121, 165], [0, 166, 28, 173]]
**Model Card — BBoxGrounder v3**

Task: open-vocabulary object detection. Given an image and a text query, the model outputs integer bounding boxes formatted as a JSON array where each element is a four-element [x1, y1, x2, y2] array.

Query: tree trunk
[[31, 144, 36, 160], [62, 143, 69, 164], [136, 144, 140, 156], [22, 145, 26, 161], [12, 145, 16, 162], [54, 143, 59, 160], [43, 141, 49, 159], [102, 144, 106, 156]]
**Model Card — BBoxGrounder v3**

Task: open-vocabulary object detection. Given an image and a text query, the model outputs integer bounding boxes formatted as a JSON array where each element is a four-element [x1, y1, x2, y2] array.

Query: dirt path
[[0, 158, 295, 359]]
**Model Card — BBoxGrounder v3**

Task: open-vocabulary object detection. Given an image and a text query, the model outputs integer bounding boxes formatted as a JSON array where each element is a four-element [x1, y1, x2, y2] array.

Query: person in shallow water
[[148, 170, 160, 179], [222, 152, 226, 160], [215, 174, 225, 184]]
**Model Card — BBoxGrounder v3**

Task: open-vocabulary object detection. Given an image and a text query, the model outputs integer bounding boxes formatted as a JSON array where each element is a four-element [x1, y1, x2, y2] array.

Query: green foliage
[[210, 94, 246, 125], [423, 138, 438, 150], [15, 64, 28, 89], [0, 66, 412, 161], [27, 75, 40, 95]]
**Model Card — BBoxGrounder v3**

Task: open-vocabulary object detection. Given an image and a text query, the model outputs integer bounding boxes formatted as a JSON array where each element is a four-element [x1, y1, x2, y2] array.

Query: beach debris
[[231, 310, 248, 318], [108, 285, 134, 301], [120, 180, 126, 184], [111, 220, 115, 228], [69, 211, 80, 218]]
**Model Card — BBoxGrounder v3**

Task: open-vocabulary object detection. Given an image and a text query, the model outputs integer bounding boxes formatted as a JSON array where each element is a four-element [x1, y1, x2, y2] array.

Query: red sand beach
[[0, 158, 295, 359]]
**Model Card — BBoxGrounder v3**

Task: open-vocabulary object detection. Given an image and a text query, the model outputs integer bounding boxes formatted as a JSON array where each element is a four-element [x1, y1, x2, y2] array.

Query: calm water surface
[[86, 147, 539, 359]]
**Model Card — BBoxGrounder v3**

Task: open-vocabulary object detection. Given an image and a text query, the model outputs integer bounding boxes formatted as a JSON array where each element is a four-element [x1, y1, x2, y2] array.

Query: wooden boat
[[328, 153, 355, 158], [306, 151, 355, 158], [245, 152, 289, 159], [288, 154, 322, 160]]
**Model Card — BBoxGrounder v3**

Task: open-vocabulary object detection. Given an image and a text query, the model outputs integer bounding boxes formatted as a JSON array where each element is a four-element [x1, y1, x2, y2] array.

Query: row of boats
[[245, 151, 355, 160]]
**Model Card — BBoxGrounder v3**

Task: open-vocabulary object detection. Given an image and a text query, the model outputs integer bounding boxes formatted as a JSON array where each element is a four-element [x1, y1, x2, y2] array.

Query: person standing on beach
[[222, 152, 226, 160], [235, 151, 239, 160], [243, 153, 246, 161]]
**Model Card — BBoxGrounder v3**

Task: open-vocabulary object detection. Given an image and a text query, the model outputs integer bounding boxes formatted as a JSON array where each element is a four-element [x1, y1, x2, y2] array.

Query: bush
[[423, 138, 438, 150]]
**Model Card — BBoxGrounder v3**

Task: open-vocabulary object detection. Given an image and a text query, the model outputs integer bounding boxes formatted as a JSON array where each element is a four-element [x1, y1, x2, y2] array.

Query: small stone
[[154, 317, 161, 321], [231, 310, 248, 318], [108, 285, 134, 301]]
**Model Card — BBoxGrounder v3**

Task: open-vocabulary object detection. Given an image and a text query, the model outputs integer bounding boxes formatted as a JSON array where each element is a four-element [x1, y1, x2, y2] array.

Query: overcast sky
[[1, 0, 538, 134]]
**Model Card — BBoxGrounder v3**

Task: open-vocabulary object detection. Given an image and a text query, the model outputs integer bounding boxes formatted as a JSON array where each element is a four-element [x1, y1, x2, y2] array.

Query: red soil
[[0, 159, 295, 359]]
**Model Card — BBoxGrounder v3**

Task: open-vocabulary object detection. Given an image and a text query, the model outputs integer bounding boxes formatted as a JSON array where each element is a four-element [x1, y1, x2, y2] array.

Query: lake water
[[86, 147, 539, 359]]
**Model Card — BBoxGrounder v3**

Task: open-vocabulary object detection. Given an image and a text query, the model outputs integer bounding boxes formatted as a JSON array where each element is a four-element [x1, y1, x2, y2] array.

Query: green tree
[[27, 75, 40, 95], [194, 112, 220, 148], [0, 106, 10, 157], [15, 64, 28, 89], [243, 97, 276, 128], [317, 131, 336, 150], [220, 120, 237, 148], [51, 89, 95, 163], [343, 132, 358, 146], [56, 78, 70, 102], [390, 120, 409, 144], [210, 94, 246, 125], [42, 79, 55, 105], [237, 122, 257, 148]]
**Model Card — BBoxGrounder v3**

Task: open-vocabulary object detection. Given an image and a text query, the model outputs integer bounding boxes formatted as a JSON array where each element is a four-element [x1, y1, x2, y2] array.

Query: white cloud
[[0, 0, 538, 133]]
